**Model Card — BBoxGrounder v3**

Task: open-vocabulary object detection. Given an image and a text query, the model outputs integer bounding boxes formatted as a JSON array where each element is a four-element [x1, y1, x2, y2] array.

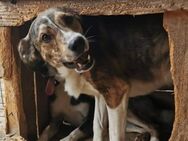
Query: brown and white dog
[[18, 39, 161, 141], [18, 7, 172, 141], [39, 78, 160, 141], [18, 45, 160, 141]]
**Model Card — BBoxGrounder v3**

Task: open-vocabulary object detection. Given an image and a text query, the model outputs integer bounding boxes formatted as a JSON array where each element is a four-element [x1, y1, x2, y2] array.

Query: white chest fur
[[56, 67, 99, 98], [51, 82, 90, 126]]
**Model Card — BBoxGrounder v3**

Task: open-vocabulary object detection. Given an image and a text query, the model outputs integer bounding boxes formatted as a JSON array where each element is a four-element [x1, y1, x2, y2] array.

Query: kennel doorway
[[0, 1, 188, 141]]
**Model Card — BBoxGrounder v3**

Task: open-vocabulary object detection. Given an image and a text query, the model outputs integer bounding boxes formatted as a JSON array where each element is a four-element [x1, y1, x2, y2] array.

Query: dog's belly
[[129, 66, 172, 97], [129, 79, 171, 97]]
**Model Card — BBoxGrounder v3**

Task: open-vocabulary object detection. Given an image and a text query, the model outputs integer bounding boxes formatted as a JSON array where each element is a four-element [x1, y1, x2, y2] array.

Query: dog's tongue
[[45, 78, 55, 96]]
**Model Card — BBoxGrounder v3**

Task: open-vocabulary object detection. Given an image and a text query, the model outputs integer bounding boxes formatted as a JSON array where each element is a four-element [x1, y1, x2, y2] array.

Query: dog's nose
[[68, 36, 85, 53]]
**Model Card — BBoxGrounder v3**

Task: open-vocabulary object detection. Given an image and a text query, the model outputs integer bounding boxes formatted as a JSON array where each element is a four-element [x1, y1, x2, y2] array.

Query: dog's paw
[[134, 132, 151, 141]]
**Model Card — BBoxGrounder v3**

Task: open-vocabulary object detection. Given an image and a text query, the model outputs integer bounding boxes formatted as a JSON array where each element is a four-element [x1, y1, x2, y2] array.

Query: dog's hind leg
[[127, 112, 159, 141], [93, 95, 108, 141], [107, 93, 129, 141]]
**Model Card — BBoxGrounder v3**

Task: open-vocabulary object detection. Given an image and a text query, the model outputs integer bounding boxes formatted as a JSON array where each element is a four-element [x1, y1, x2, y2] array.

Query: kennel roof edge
[[0, 0, 187, 26]]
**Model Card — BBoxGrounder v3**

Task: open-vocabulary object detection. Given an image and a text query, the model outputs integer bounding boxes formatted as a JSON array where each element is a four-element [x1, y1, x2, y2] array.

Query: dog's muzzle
[[63, 51, 95, 73]]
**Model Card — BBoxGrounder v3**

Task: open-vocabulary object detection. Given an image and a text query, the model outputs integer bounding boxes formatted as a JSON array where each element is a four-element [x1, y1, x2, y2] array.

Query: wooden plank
[[163, 10, 188, 141], [0, 0, 188, 26], [4, 135, 27, 141], [14, 23, 38, 141], [20, 63, 37, 141], [0, 27, 27, 138], [0, 79, 6, 138], [15, 21, 49, 140], [0, 66, 3, 78], [35, 73, 49, 136]]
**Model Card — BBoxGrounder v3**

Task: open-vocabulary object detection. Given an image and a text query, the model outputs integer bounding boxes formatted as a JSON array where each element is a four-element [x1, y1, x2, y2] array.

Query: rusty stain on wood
[[164, 10, 188, 141], [0, 27, 27, 138], [0, 0, 188, 26]]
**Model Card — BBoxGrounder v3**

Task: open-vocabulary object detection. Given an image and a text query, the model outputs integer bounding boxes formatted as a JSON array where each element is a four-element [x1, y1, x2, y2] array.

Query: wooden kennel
[[0, 0, 188, 141]]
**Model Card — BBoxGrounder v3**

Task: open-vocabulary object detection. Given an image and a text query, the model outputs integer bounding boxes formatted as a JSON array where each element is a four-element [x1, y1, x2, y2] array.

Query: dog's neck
[[56, 66, 99, 98]]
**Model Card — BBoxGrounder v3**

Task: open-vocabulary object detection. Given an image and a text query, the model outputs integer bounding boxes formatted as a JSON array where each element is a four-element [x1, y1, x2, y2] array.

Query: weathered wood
[[0, 66, 3, 77], [4, 135, 27, 141], [163, 10, 188, 141], [0, 78, 6, 138], [0, 27, 27, 138], [0, 0, 188, 26], [15, 23, 38, 140], [35, 73, 49, 136], [14, 23, 49, 140]]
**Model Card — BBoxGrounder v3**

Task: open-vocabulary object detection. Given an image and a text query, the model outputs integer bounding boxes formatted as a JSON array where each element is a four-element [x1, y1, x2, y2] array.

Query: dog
[[39, 79, 95, 141], [18, 7, 172, 141], [19, 55, 159, 141], [38, 78, 160, 141]]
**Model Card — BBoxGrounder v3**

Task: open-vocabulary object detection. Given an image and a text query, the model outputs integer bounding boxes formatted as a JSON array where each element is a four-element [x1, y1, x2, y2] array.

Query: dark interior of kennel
[[10, 14, 175, 141], [0, 1, 188, 141]]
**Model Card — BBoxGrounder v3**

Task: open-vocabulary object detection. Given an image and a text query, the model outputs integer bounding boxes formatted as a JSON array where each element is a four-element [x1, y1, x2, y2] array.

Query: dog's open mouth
[[63, 51, 95, 73]]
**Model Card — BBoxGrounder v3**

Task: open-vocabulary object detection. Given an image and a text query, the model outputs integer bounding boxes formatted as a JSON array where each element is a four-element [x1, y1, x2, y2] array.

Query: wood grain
[[15, 23, 49, 140], [0, 0, 188, 26], [0, 27, 27, 138], [164, 10, 188, 141]]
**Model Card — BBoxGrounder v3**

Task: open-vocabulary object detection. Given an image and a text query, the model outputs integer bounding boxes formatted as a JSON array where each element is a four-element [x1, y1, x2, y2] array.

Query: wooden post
[[164, 10, 188, 141], [0, 0, 188, 27], [17, 24, 49, 140], [0, 27, 27, 139]]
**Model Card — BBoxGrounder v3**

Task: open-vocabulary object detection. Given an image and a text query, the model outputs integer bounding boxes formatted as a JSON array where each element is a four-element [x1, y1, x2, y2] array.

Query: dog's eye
[[62, 15, 74, 25], [41, 34, 52, 43]]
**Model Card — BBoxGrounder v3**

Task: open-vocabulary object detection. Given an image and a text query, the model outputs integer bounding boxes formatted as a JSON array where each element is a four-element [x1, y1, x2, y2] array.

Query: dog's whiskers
[[87, 35, 96, 40], [84, 26, 93, 37], [87, 35, 96, 47]]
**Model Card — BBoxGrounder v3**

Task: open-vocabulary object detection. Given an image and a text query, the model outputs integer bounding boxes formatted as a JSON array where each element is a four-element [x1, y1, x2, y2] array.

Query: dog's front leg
[[107, 93, 129, 141], [38, 121, 59, 141], [93, 95, 108, 141], [61, 97, 95, 141]]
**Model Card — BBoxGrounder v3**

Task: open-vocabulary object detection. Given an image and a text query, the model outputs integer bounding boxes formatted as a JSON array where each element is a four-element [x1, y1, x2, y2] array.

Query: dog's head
[[18, 7, 94, 76]]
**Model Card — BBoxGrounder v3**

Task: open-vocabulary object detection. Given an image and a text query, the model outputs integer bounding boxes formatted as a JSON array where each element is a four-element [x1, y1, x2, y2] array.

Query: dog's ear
[[18, 36, 54, 76], [18, 36, 39, 66], [18, 36, 46, 70]]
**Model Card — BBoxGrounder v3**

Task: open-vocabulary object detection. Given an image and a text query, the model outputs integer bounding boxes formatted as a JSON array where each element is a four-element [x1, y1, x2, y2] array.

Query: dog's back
[[82, 15, 171, 97]]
